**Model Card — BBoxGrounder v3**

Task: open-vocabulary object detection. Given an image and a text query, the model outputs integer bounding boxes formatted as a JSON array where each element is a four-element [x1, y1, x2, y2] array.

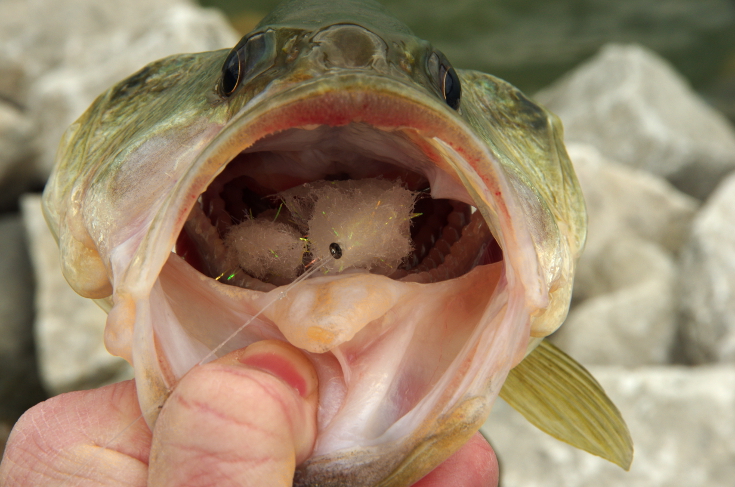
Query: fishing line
[[197, 254, 334, 365], [63, 255, 334, 487]]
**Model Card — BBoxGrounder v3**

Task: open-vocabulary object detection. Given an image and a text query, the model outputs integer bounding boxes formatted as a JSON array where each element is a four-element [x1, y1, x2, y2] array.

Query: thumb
[[148, 340, 319, 487]]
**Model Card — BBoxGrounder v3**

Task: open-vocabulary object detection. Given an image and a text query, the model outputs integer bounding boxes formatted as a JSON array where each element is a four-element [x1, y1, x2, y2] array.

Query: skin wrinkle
[[172, 365, 300, 439], [207, 363, 305, 447], [148, 344, 318, 487], [3, 381, 151, 487], [170, 395, 273, 435]]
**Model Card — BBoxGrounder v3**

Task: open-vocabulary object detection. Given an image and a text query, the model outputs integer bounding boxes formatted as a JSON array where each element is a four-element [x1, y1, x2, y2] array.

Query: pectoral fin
[[498, 340, 633, 470]]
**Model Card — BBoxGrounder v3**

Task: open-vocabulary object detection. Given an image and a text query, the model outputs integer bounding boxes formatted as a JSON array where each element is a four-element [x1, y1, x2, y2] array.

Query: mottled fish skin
[[43, 0, 587, 485]]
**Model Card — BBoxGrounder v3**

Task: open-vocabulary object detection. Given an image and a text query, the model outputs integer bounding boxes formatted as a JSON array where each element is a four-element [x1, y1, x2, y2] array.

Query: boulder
[[0, 0, 239, 182], [678, 172, 735, 363], [482, 365, 735, 487], [21, 195, 133, 395], [553, 236, 676, 366], [551, 144, 697, 365], [0, 215, 46, 421], [568, 143, 697, 290], [536, 44, 735, 199]]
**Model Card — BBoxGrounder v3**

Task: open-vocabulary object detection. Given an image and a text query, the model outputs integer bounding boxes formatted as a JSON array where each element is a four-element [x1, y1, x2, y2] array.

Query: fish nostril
[[312, 24, 387, 69]]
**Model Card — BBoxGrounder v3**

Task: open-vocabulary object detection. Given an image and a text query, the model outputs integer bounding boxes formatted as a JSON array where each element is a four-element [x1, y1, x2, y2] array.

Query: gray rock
[[553, 236, 677, 366], [30, 2, 239, 180], [568, 143, 698, 277], [0, 0, 239, 181], [679, 172, 735, 363], [482, 365, 735, 487], [536, 44, 735, 199], [0, 101, 35, 209], [0, 215, 46, 421], [551, 144, 697, 365], [0, 54, 24, 107], [21, 195, 133, 395], [0, 0, 182, 104]]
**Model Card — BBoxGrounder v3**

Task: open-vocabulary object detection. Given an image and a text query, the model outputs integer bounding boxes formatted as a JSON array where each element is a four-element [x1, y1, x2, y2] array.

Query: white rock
[[29, 2, 239, 178], [0, 0, 239, 180], [482, 365, 735, 487], [568, 143, 698, 268], [679, 172, 735, 363], [551, 144, 697, 365], [553, 236, 676, 366], [0, 0, 188, 101], [21, 195, 133, 395], [536, 44, 735, 199]]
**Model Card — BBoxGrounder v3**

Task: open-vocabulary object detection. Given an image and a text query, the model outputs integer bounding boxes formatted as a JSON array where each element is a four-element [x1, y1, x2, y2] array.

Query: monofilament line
[[63, 256, 333, 487], [197, 255, 334, 366]]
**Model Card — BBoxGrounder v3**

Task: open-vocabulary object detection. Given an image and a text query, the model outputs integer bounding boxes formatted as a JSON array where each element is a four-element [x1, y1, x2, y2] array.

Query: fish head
[[42, 0, 586, 485]]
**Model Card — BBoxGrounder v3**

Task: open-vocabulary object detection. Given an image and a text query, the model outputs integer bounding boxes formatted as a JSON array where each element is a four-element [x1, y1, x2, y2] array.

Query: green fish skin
[[43, 0, 629, 485]]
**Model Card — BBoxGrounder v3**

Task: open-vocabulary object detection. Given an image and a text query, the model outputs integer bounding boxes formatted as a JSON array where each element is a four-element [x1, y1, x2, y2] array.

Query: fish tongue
[[262, 273, 412, 353]]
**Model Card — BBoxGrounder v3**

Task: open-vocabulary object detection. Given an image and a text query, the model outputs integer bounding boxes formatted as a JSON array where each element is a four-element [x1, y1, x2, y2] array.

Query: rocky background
[[1, 0, 734, 486]]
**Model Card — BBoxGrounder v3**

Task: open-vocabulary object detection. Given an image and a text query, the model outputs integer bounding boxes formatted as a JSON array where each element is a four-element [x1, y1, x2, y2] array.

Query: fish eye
[[220, 49, 241, 96], [219, 31, 276, 98], [329, 242, 343, 259], [427, 51, 461, 110], [440, 64, 461, 110]]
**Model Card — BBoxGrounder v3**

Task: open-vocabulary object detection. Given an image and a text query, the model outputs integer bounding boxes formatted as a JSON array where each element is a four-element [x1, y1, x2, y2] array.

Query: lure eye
[[427, 51, 461, 110], [440, 64, 461, 110], [220, 49, 241, 96], [329, 243, 343, 259]]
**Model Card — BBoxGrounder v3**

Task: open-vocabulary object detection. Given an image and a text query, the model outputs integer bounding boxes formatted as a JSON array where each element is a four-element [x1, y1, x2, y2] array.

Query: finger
[[413, 432, 499, 487], [0, 380, 151, 487], [148, 340, 319, 487]]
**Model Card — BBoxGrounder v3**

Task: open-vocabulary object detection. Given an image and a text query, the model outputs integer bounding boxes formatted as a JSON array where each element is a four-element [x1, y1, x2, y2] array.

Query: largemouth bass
[[42, 0, 631, 484]]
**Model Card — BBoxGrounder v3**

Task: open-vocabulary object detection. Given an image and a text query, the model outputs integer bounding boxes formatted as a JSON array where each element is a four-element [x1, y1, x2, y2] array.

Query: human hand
[[0, 340, 498, 486]]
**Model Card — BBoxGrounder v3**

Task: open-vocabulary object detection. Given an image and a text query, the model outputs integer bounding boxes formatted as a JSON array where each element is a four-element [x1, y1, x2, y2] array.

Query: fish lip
[[121, 73, 542, 312]]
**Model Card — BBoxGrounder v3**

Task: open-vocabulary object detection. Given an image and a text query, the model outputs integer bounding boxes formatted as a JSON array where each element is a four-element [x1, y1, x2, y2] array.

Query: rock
[[0, 0, 239, 181], [553, 236, 677, 366], [0, 0, 183, 103], [21, 194, 133, 395], [536, 44, 735, 199], [568, 143, 698, 274], [482, 365, 735, 487], [550, 144, 697, 365], [29, 1, 239, 179], [0, 54, 24, 107], [0, 215, 46, 421], [679, 172, 735, 363], [0, 101, 35, 209]]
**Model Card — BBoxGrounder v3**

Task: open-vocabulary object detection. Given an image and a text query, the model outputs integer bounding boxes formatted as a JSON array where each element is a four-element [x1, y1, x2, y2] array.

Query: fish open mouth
[[120, 79, 533, 486], [175, 124, 504, 293]]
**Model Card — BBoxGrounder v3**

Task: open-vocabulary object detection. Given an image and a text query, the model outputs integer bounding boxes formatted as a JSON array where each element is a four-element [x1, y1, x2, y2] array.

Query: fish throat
[[176, 123, 503, 293]]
